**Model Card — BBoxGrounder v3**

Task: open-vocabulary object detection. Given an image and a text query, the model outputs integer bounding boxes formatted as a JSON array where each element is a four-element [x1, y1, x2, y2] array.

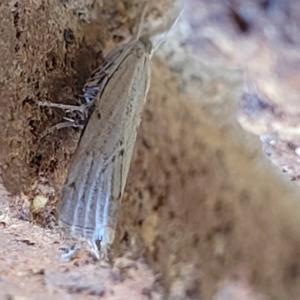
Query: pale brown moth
[[59, 35, 152, 260], [40, 3, 180, 260], [41, 4, 152, 260]]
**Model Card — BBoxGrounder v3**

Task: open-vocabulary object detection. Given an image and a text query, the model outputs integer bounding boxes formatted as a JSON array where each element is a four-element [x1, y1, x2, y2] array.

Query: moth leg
[[60, 245, 78, 262], [38, 100, 92, 115], [40, 119, 85, 138]]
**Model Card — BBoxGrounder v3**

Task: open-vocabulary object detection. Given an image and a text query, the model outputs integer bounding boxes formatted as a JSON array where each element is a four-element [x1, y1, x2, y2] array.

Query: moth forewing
[[59, 38, 152, 259]]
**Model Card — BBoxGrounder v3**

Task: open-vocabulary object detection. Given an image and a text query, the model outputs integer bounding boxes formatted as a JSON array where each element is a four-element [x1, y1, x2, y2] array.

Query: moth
[[60, 37, 152, 260], [39, 5, 152, 260], [40, 3, 180, 260]]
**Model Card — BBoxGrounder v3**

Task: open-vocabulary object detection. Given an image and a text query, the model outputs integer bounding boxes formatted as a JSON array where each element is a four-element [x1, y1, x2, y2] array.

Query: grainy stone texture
[[1, 1, 300, 300], [185, 0, 300, 185]]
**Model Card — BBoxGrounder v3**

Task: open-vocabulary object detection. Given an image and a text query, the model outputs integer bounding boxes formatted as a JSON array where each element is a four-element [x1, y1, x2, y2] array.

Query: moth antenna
[[132, 1, 149, 43], [150, 5, 184, 58]]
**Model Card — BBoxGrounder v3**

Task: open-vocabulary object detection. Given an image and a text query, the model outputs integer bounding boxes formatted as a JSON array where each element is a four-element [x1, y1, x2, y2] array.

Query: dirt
[[2, 1, 300, 300]]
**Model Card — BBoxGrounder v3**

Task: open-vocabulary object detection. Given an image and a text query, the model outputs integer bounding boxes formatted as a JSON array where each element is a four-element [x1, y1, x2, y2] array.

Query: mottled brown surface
[[2, 0, 300, 300], [185, 0, 300, 185]]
